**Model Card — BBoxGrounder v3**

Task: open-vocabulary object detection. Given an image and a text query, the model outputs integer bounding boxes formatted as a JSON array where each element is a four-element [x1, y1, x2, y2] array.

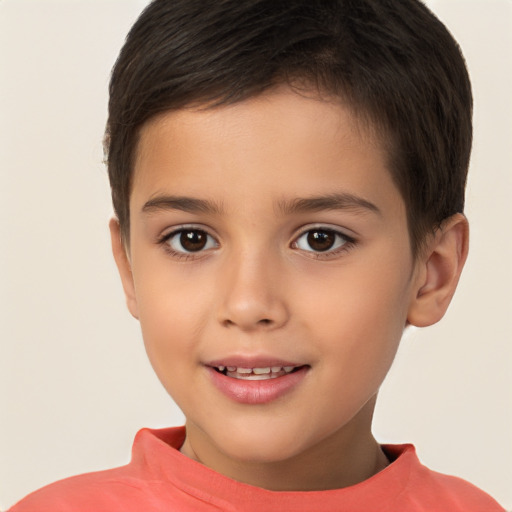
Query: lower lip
[[207, 366, 309, 405]]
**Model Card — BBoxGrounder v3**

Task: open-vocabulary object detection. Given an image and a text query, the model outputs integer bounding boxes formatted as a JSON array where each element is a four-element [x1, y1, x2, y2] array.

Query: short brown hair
[[105, 0, 472, 255]]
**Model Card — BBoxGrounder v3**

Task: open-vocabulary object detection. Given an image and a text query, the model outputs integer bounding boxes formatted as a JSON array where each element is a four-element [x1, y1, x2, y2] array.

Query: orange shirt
[[9, 426, 505, 512]]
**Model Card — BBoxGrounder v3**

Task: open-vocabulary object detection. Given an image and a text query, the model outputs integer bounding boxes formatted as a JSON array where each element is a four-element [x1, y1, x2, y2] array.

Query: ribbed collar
[[130, 426, 417, 512]]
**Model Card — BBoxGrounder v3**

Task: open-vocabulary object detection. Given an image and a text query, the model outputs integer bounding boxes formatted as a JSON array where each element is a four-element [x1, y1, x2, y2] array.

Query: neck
[[180, 396, 389, 491]]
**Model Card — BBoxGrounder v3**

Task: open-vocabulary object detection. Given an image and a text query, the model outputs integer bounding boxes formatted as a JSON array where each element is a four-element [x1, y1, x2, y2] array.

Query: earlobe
[[109, 218, 139, 319], [407, 214, 469, 327]]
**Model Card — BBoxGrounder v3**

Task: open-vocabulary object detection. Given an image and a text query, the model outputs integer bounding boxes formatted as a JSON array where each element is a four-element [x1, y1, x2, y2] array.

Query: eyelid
[[292, 223, 356, 241], [158, 223, 216, 241], [158, 224, 219, 257], [291, 224, 356, 257]]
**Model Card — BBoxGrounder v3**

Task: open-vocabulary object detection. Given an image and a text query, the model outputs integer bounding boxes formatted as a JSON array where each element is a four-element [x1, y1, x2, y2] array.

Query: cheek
[[300, 257, 410, 329], [133, 265, 213, 390], [296, 256, 412, 377]]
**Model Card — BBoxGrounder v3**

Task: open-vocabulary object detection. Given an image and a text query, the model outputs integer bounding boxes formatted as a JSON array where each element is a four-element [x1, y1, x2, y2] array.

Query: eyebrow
[[142, 195, 223, 215], [141, 192, 381, 217], [276, 193, 381, 216]]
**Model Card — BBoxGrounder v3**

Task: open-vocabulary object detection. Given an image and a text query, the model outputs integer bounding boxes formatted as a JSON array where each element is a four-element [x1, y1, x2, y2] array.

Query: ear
[[407, 214, 469, 327], [109, 218, 139, 319]]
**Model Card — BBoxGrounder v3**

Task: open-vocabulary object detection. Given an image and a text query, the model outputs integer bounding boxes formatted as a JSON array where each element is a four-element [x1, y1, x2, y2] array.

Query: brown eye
[[167, 229, 217, 253], [294, 227, 349, 254], [307, 230, 336, 252], [181, 230, 207, 251]]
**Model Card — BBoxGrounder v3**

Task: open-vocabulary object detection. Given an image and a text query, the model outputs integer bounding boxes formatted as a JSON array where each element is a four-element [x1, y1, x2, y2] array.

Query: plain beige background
[[0, 0, 510, 509]]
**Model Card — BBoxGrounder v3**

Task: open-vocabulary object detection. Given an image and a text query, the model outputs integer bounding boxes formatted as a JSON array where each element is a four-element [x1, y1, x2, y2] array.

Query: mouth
[[211, 365, 305, 380], [206, 360, 310, 404]]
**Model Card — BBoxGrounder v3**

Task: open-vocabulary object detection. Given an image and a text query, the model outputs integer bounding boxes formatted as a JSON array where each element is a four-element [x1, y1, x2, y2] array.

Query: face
[[117, 87, 425, 484]]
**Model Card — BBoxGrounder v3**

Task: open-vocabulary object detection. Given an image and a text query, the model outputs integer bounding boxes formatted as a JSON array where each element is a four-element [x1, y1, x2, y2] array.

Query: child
[[8, 0, 506, 510]]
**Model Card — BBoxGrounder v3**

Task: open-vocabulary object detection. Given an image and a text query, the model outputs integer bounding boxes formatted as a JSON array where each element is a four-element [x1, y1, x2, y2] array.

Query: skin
[[111, 86, 468, 491]]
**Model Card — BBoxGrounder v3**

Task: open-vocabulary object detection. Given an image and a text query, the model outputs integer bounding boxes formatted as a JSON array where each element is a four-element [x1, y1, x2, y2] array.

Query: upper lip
[[205, 356, 305, 369]]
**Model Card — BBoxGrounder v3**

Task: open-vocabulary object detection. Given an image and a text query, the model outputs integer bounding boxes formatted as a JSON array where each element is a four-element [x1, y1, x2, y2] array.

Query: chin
[[208, 420, 317, 465]]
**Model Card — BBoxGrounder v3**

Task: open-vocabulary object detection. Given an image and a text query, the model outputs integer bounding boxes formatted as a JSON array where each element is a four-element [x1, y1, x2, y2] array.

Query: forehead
[[131, 87, 401, 219]]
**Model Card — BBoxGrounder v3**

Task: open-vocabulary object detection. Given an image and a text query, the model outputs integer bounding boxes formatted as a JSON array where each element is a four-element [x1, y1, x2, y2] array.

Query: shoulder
[[7, 427, 186, 512], [7, 465, 147, 512], [385, 444, 506, 512], [411, 467, 505, 511]]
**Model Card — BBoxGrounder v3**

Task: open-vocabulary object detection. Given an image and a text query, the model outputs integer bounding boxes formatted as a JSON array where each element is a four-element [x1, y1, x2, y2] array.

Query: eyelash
[[292, 226, 356, 260], [158, 226, 217, 261], [158, 226, 356, 261]]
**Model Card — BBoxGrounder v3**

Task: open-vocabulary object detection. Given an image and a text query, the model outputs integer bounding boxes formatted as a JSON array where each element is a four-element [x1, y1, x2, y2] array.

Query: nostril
[[222, 317, 274, 329]]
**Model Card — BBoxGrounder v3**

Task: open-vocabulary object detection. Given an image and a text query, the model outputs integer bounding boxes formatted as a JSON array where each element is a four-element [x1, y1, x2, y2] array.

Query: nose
[[217, 250, 289, 331]]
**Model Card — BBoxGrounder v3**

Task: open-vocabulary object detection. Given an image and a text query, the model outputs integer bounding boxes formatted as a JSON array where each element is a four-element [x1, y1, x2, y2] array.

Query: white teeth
[[220, 365, 298, 379], [253, 367, 271, 374], [242, 374, 280, 380]]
